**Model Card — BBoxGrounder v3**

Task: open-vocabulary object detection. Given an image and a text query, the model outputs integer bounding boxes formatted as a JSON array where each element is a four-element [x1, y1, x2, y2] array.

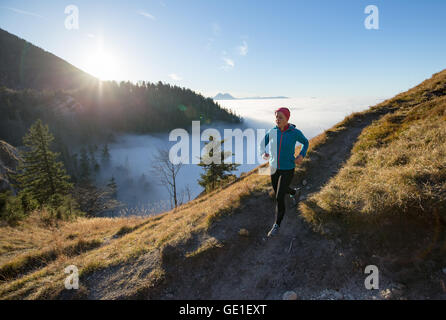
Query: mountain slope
[[1, 70, 445, 300], [0, 28, 97, 91], [0, 29, 242, 157], [0, 140, 21, 193], [301, 69, 446, 232]]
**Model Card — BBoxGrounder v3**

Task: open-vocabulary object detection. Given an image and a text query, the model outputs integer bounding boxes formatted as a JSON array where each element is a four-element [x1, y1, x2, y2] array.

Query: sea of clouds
[[95, 96, 384, 216]]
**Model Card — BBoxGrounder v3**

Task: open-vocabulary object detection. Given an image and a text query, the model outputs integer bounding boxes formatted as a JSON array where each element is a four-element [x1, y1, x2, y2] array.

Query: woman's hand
[[294, 155, 304, 166]]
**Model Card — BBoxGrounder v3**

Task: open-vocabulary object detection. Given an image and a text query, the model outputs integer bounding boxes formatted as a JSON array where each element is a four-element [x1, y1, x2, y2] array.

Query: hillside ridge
[[1, 69, 445, 300]]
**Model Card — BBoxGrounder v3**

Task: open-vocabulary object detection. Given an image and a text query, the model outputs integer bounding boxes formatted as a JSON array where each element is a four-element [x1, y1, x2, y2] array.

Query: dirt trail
[[84, 107, 445, 300], [150, 108, 408, 300]]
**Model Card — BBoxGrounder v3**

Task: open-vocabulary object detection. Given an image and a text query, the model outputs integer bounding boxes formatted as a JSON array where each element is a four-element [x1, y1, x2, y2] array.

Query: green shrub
[[0, 191, 26, 224], [44, 194, 84, 221], [18, 191, 39, 213]]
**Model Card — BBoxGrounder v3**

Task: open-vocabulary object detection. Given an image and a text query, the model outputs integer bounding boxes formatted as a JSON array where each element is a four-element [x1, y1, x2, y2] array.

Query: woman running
[[259, 107, 309, 237]]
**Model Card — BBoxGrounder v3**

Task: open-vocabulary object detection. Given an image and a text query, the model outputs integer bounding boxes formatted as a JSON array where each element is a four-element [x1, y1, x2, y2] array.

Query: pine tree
[[71, 152, 79, 182], [88, 144, 100, 173], [106, 176, 117, 198], [197, 136, 240, 192], [138, 173, 149, 191], [13, 119, 73, 207], [79, 147, 90, 182], [101, 143, 111, 167]]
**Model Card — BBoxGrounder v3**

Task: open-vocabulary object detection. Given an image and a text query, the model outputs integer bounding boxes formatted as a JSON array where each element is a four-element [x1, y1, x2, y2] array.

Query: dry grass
[[2, 69, 445, 299], [0, 164, 271, 299], [300, 70, 446, 234], [0, 213, 146, 297], [0, 212, 145, 265]]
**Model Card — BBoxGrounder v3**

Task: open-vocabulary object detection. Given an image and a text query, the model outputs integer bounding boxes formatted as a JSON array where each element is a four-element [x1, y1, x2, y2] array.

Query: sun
[[85, 49, 118, 80]]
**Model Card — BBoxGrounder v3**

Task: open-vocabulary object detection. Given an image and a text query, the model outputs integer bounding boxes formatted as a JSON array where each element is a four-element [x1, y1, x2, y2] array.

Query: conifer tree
[[197, 136, 240, 192], [79, 147, 90, 182], [88, 144, 100, 173], [70, 152, 79, 182], [13, 119, 73, 207], [101, 143, 111, 167], [107, 176, 117, 198]]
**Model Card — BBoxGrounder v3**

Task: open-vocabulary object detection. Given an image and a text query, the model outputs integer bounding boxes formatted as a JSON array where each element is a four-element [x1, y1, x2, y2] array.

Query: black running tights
[[270, 168, 295, 226]]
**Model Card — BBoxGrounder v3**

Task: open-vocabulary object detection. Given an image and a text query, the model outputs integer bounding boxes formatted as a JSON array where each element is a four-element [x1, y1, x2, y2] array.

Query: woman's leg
[[270, 170, 281, 228], [270, 170, 280, 195], [274, 169, 295, 226]]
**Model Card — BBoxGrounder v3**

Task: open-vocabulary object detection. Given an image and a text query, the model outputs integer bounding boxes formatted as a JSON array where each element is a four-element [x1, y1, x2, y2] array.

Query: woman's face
[[275, 111, 288, 128]]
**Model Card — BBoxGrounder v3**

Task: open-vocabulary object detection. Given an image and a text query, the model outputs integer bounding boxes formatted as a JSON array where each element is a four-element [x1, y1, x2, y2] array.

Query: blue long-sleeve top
[[259, 123, 309, 170]]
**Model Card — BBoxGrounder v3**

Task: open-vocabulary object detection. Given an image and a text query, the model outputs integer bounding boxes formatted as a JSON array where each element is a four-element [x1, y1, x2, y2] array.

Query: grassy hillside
[[1, 70, 445, 299], [0, 165, 271, 299], [0, 110, 357, 299], [300, 69, 446, 234]]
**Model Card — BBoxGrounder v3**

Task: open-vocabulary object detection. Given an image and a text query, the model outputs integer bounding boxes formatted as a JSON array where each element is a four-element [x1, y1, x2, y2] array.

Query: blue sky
[[0, 0, 445, 99]]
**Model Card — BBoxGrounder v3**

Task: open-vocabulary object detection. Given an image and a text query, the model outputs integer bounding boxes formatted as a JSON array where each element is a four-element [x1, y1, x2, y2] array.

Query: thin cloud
[[169, 73, 182, 81], [2, 6, 43, 18], [238, 41, 248, 56], [87, 33, 95, 38], [138, 11, 156, 20], [221, 57, 235, 70]]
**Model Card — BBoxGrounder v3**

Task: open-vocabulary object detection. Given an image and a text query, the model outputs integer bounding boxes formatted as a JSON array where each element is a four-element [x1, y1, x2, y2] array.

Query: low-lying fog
[[94, 96, 384, 216]]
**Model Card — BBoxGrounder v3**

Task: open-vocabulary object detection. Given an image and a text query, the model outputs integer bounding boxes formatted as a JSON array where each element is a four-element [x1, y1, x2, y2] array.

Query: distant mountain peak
[[214, 93, 236, 100], [213, 92, 288, 100]]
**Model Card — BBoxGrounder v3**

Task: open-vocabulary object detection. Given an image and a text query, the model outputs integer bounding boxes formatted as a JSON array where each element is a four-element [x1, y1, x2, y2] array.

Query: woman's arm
[[295, 129, 309, 158], [259, 129, 271, 157]]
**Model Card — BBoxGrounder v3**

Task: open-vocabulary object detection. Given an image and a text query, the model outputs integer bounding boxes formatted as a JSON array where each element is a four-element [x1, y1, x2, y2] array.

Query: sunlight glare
[[85, 49, 118, 80]]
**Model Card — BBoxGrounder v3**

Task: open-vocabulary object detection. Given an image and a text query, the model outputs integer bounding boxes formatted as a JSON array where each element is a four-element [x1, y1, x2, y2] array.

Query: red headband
[[275, 107, 290, 120]]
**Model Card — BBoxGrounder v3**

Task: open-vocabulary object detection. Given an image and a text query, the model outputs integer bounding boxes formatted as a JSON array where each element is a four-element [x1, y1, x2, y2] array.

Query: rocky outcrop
[[0, 140, 21, 194]]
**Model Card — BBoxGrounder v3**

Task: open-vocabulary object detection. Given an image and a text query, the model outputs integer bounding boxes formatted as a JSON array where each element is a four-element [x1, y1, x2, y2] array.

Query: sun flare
[[85, 49, 118, 80]]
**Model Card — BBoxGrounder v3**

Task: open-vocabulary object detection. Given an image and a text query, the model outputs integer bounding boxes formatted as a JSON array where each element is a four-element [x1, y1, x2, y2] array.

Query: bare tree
[[72, 182, 124, 216], [185, 184, 191, 202], [152, 148, 183, 209], [177, 184, 192, 206]]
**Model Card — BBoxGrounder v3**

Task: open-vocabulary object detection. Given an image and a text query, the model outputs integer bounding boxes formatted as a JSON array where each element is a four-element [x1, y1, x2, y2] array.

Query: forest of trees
[[0, 119, 122, 223], [1, 120, 81, 223], [0, 27, 244, 221], [0, 27, 242, 148], [1, 119, 242, 223], [71, 79, 242, 135], [0, 81, 242, 148]]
